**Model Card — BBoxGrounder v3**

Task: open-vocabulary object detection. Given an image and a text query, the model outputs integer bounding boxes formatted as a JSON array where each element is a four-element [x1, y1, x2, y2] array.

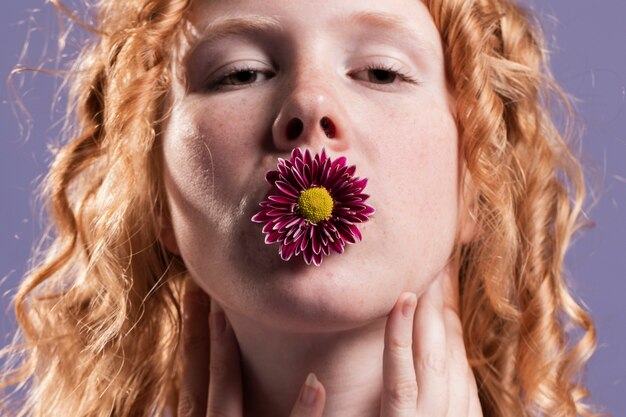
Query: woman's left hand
[[379, 263, 483, 416]]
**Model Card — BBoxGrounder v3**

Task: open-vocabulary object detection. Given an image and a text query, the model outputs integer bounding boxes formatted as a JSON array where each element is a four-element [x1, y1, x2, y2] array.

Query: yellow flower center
[[297, 186, 334, 224]]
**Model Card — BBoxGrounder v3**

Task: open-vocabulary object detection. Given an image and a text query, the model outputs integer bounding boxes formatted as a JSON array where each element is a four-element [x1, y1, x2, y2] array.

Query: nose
[[272, 84, 350, 153]]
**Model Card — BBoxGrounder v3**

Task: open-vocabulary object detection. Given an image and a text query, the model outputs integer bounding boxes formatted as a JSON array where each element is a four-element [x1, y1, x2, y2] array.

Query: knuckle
[[448, 345, 467, 365], [177, 390, 199, 417], [385, 336, 413, 358], [206, 405, 232, 417], [389, 335, 412, 350], [417, 352, 447, 377], [209, 361, 228, 380], [385, 379, 418, 407]]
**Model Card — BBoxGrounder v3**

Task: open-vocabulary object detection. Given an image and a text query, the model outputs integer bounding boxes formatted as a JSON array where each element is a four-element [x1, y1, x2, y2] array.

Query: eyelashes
[[215, 65, 275, 88], [206, 61, 420, 91], [350, 62, 421, 86]]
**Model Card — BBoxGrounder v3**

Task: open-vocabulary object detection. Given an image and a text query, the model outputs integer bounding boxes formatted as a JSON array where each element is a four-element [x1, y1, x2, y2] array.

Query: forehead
[[184, 0, 441, 58]]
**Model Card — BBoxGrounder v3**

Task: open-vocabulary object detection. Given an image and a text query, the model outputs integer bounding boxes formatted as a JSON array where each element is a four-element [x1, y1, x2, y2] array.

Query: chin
[[221, 222, 413, 331], [227, 253, 402, 333]]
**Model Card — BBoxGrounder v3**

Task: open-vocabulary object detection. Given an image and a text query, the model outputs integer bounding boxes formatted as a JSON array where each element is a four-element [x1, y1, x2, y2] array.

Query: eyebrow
[[180, 15, 282, 78], [190, 15, 283, 46], [335, 11, 440, 59], [185, 11, 439, 62]]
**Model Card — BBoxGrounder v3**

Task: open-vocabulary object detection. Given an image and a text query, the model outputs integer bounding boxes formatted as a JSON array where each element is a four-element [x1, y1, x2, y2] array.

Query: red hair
[[0, 1, 600, 416]]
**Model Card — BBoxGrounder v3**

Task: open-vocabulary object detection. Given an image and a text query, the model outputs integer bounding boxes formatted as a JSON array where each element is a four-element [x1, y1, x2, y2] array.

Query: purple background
[[1, 1, 624, 415]]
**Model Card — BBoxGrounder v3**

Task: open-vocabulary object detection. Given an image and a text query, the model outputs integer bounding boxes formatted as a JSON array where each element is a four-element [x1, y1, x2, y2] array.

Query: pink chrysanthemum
[[251, 147, 375, 266]]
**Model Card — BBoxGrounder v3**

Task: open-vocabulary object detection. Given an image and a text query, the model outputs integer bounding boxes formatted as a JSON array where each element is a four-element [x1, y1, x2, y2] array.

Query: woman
[[1, 0, 599, 416]]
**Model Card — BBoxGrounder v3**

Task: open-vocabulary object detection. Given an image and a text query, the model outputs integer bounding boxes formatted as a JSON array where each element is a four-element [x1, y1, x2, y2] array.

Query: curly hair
[[1, 0, 600, 416]]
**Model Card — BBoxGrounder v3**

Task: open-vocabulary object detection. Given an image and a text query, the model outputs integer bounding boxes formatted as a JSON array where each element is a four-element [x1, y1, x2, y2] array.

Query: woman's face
[[161, 0, 462, 331]]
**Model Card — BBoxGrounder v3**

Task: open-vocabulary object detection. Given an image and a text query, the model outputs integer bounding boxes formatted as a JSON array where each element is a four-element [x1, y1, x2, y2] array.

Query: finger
[[440, 260, 461, 315], [414, 279, 449, 417], [206, 306, 243, 417], [178, 279, 211, 417], [467, 366, 483, 417], [381, 292, 418, 417], [442, 285, 470, 417], [439, 263, 471, 417], [287, 372, 326, 417]]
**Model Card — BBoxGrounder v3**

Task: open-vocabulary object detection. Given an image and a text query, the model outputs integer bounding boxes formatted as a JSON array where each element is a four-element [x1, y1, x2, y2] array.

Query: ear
[[160, 212, 181, 255], [458, 167, 478, 245]]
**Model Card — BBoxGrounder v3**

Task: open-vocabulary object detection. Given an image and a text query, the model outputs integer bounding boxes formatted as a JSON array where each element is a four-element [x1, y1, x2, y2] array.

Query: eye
[[222, 69, 269, 86], [351, 63, 420, 87], [364, 68, 398, 84], [218, 69, 271, 85], [210, 65, 275, 90]]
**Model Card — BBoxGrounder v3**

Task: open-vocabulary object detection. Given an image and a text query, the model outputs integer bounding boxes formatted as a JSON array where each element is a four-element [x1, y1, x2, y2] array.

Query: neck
[[226, 310, 386, 417]]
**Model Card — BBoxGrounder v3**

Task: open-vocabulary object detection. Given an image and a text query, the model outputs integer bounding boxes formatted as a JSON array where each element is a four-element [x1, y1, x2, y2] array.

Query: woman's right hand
[[177, 279, 326, 417]]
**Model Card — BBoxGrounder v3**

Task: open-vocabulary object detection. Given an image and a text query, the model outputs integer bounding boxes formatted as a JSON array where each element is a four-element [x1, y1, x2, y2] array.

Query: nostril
[[320, 117, 336, 138], [286, 118, 304, 140]]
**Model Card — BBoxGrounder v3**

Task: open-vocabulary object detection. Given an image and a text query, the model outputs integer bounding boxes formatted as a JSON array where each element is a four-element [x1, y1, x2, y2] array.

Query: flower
[[251, 147, 375, 266]]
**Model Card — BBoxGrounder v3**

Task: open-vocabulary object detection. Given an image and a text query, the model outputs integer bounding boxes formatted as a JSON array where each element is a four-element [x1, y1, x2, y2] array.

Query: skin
[[160, 0, 480, 415]]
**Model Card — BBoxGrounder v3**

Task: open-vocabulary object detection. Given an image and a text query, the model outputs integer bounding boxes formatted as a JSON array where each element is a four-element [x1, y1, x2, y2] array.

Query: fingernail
[[402, 293, 417, 318], [300, 372, 318, 407], [210, 312, 225, 341]]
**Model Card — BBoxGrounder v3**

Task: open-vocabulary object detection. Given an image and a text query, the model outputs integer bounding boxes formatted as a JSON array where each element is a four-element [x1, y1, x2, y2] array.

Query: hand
[[379, 263, 483, 416], [177, 264, 483, 417], [177, 279, 326, 417]]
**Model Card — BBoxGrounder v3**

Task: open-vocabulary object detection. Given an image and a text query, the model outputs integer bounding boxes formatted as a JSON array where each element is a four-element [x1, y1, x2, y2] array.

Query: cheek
[[160, 100, 256, 258], [162, 97, 268, 207], [373, 95, 459, 269]]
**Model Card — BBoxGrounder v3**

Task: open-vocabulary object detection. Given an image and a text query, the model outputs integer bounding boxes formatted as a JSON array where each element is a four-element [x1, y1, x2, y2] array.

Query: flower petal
[[329, 239, 345, 254], [251, 211, 272, 223], [253, 147, 374, 266], [331, 156, 347, 169], [311, 158, 319, 184], [312, 251, 323, 266], [312, 228, 322, 254], [291, 165, 309, 189], [280, 240, 298, 260], [268, 195, 296, 204], [265, 231, 282, 244], [303, 247, 314, 265], [275, 180, 300, 197], [304, 148, 313, 166], [335, 220, 358, 244], [266, 170, 280, 183]]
